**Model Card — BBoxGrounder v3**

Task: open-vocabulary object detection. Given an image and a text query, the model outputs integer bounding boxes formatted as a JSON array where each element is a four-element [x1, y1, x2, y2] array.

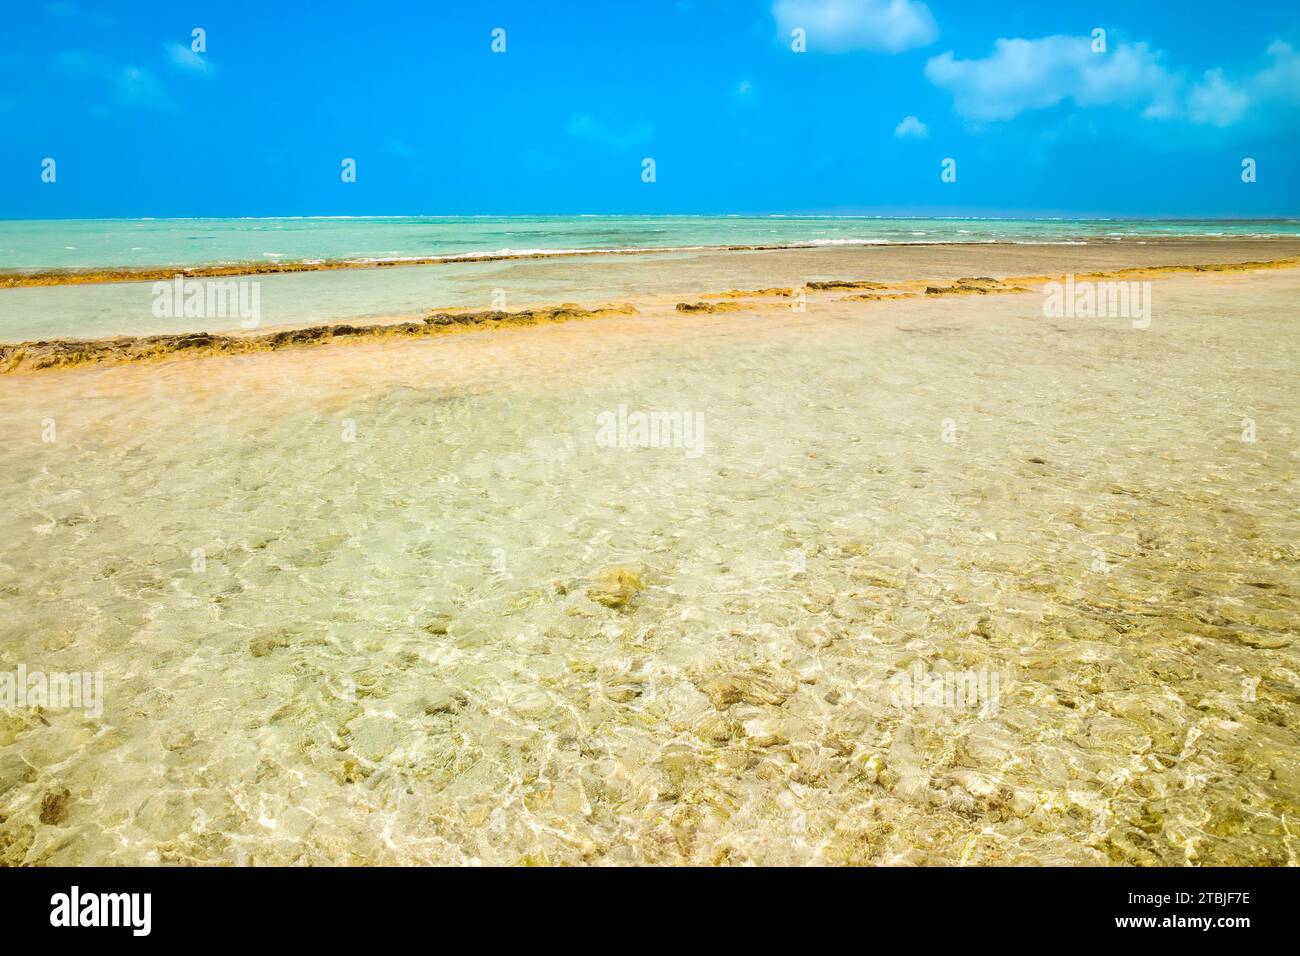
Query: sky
[[1, 0, 1298, 219]]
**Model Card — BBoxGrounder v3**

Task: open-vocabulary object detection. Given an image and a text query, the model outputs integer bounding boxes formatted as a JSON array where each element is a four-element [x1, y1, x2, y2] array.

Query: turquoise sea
[[2, 216, 1298, 272]]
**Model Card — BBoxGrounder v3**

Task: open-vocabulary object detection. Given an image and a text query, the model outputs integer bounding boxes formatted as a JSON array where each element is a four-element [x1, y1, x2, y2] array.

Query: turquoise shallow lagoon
[[2, 216, 1298, 273]]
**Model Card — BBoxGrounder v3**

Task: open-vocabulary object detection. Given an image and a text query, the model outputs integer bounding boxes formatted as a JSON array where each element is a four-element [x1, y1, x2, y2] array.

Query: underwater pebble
[[588, 566, 645, 609], [695, 668, 798, 709], [39, 788, 70, 825]]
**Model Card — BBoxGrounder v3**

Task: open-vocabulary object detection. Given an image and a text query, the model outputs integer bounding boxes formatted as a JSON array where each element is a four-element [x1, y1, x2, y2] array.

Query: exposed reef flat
[[4, 255, 1296, 374]]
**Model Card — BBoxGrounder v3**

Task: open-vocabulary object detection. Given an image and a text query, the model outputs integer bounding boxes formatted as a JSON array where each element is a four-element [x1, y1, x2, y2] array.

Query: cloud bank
[[773, 0, 937, 53], [925, 33, 1300, 127]]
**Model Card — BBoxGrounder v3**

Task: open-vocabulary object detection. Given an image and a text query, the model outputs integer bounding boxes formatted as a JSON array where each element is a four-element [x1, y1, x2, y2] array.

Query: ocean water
[[1, 270, 1296, 865], [1, 216, 1298, 273]]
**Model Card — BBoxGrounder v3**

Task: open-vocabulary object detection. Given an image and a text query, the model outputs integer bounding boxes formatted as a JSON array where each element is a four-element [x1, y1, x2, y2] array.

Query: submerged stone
[[40, 788, 70, 825], [250, 632, 291, 657], [695, 668, 798, 709], [588, 566, 645, 609], [423, 686, 468, 715]]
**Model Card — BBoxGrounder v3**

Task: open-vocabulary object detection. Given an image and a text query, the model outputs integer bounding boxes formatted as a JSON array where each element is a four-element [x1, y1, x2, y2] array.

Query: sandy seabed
[[0, 244, 1297, 865]]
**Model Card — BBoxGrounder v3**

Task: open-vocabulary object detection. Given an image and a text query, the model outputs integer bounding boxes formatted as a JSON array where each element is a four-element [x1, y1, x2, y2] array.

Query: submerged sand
[[0, 244, 1297, 865]]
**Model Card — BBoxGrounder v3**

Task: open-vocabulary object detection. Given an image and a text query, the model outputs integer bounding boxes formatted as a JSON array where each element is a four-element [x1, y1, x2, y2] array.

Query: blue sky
[[1, 0, 1298, 218]]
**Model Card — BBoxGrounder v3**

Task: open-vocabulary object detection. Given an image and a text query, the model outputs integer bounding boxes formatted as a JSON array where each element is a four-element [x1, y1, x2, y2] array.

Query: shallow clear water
[[0, 269, 1296, 865], [4, 238, 1300, 343]]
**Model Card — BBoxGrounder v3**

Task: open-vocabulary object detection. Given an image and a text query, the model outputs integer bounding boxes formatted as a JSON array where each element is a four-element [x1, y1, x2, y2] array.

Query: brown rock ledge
[[0, 302, 637, 374]]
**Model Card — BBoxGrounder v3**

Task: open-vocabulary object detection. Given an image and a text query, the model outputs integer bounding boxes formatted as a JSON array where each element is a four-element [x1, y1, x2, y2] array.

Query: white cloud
[[165, 42, 214, 75], [1187, 69, 1248, 126], [53, 51, 174, 113], [111, 66, 175, 112], [925, 33, 1300, 128], [893, 115, 928, 137], [1254, 41, 1300, 103], [924, 36, 1173, 121], [773, 0, 937, 53]]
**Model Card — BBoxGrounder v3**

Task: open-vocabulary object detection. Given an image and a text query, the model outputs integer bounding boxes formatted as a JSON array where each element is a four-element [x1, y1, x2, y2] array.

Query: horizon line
[[2, 213, 1298, 224]]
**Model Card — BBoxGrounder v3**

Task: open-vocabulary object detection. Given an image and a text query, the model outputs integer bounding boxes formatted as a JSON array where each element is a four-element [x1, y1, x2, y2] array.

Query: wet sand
[[0, 245, 1297, 865]]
